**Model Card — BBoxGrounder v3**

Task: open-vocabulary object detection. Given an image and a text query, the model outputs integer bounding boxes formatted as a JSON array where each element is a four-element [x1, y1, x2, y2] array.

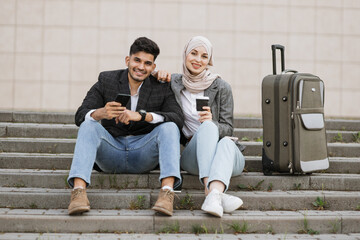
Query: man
[[67, 37, 183, 216]]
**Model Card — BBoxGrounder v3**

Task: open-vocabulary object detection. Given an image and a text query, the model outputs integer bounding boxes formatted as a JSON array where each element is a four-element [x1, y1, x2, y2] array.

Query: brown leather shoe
[[152, 189, 174, 216], [68, 188, 90, 215]]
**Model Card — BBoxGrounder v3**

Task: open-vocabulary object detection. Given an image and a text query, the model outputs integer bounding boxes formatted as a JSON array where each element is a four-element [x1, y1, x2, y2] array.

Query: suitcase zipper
[[288, 162, 293, 173]]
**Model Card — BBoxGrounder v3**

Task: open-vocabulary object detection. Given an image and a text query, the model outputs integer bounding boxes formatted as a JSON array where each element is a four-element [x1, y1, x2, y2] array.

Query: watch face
[[139, 110, 146, 121]]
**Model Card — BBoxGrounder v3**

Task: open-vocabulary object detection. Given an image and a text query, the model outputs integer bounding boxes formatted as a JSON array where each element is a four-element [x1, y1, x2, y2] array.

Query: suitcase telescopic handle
[[272, 44, 285, 75]]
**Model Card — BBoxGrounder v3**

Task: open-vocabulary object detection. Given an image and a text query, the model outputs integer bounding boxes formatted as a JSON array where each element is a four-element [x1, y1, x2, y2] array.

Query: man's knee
[[157, 122, 180, 138], [78, 120, 103, 135]]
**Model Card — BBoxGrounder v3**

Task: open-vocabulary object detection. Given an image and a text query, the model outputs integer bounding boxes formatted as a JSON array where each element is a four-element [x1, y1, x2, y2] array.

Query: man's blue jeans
[[180, 121, 245, 191], [67, 120, 182, 189]]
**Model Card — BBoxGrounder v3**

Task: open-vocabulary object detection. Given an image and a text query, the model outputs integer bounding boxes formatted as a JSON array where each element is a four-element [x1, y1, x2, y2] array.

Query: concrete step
[[244, 156, 360, 174], [0, 208, 359, 234], [3, 122, 359, 144], [0, 123, 78, 138], [240, 141, 360, 158], [1, 138, 359, 157], [0, 187, 359, 211], [1, 153, 359, 174], [1, 169, 360, 191], [0, 138, 76, 154], [0, 111, 74, 124], [1, 233, 360, 240], [234, 117, 360, 131], [234, 128, 360, 143], [1, 111, 359, 131], [0, 153, 72, 170]]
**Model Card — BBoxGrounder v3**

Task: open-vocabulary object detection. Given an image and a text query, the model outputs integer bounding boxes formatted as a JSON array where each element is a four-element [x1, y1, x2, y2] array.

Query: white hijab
[[182, 36, 220, 93]]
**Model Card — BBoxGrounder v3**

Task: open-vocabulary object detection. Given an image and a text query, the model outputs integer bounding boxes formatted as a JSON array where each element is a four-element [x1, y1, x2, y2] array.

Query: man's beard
[[129, 68, 147, 82]]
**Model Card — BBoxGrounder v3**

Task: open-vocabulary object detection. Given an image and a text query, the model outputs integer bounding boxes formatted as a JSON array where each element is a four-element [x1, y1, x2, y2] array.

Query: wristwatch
[[138, 109, 147, 121]]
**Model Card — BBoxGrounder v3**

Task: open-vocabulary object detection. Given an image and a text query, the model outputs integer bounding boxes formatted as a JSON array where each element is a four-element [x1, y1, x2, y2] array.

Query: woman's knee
[[217, 137, 239, 162], [197, 120, 219, 138], [218, 136, 234, 147], [199, 120, 217, 131]]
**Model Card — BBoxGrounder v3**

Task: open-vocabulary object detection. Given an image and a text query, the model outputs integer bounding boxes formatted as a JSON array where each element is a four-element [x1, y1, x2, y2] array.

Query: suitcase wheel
[[262, 148, 274, 176], [263, 169, 273, 176]]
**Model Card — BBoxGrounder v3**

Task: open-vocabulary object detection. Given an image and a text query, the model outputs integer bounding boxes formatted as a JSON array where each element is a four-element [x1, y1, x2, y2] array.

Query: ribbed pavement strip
[[0, 188, 359, 211], [233, 128, 360, 143], [0, 122, 78, 138], [1, 169, 360, 191], [0, 208, 359, 234], [1, 138, 359, 157], [1, 233, 360, 240]]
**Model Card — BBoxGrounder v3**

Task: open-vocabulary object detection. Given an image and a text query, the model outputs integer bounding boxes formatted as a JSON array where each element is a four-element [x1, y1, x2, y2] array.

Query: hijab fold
[[182, 36, 220, 93]]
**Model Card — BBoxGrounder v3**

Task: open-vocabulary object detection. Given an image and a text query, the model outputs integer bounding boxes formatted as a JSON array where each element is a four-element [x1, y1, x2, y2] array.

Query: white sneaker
[[221, 193, 243, 213], [201, 189, 223, 217]]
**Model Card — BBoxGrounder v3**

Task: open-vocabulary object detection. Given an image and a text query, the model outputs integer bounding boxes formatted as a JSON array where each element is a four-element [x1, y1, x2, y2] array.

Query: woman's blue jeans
[[180, 121, 245, 191], [67, 120, 182, 189]]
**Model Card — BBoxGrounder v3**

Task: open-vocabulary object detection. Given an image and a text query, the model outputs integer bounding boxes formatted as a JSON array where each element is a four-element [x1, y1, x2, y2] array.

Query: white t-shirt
[[180, 89, 204, 138]]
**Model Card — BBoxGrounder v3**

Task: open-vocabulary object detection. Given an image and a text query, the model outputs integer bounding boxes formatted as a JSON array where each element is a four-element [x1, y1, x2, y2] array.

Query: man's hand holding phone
[[91, 101, 125, 121]]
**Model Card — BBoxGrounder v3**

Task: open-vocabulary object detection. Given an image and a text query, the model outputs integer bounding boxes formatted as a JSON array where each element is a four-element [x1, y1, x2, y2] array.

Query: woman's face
[[185, 46, 209, 75]]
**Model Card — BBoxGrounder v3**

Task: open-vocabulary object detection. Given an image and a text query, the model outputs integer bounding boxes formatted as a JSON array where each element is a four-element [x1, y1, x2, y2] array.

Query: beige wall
[[0, 0, 359, 118]]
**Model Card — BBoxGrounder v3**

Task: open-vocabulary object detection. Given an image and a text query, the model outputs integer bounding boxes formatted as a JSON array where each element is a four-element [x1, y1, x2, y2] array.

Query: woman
[[157, 36, 245, 217]]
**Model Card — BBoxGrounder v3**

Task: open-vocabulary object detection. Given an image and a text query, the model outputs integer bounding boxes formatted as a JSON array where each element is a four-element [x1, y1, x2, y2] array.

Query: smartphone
[[115, 93, 131, 107], [196, 96, 209, 111]]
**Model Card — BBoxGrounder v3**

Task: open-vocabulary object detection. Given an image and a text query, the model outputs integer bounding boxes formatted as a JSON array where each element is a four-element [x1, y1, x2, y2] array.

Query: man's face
[[125, 51, 156, 82]]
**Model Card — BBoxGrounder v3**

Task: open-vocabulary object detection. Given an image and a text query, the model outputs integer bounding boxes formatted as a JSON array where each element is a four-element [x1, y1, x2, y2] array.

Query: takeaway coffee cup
[[196, 96, 209, 111]]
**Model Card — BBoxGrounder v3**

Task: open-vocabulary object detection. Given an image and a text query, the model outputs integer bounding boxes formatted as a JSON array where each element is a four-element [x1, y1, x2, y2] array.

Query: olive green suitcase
[[261, 45, 329, 175]]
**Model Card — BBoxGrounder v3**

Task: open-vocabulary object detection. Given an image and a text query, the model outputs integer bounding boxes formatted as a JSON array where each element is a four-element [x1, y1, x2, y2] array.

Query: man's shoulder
[[99, 69, 125, 79], [147, 75, 171, 89]]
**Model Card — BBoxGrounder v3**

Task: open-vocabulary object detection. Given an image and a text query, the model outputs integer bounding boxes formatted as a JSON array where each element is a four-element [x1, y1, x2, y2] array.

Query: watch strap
[[139, 110, 146, 121]]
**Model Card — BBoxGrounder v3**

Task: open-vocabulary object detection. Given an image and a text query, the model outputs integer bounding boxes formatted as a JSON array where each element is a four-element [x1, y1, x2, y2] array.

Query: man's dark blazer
[[75, 69, 184, 137]]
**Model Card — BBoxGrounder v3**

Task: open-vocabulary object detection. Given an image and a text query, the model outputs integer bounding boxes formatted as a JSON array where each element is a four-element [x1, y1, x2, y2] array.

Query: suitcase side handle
[[282, 69, 298, 74], [271, 44, 285, 75]]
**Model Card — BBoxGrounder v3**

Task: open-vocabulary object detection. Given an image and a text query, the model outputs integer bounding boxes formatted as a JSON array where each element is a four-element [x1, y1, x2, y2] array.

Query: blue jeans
[[67, 120, 182, 189], [180, 121, 245, 191]]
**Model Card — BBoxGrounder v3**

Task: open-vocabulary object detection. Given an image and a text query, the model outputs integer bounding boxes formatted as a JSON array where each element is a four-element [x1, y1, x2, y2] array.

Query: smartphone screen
[[115, 93, 131, 107], [196, 96, 209, 111]]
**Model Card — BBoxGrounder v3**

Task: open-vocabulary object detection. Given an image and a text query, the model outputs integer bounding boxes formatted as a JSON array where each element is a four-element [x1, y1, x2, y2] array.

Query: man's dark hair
[[129, 37, 160, 61]]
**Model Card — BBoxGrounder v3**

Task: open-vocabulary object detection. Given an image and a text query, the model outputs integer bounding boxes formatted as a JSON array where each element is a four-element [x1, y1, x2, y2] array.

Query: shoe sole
[[201, 207, 223, 218], [152, 206, 173, 216], [223, 200, 243, 213], [68, 206, 90, 215], [202, 209, 223, 217]]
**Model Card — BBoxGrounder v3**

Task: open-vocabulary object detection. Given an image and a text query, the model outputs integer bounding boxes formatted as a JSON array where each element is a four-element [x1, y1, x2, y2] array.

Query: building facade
[[0, 0, 359, 118]]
